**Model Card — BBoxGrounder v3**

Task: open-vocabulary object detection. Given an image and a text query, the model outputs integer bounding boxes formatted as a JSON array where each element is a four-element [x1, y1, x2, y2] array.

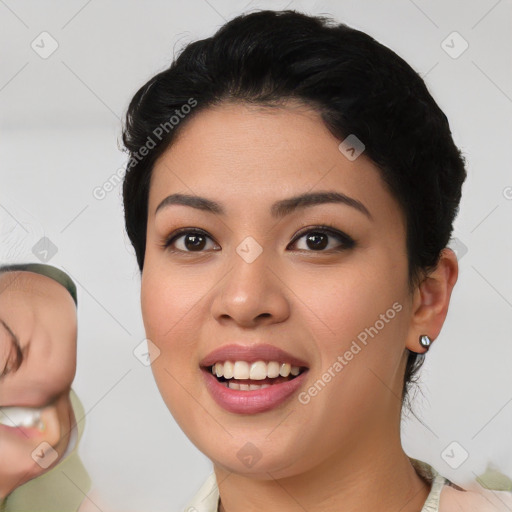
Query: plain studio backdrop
[[1, 1, 511, 510]]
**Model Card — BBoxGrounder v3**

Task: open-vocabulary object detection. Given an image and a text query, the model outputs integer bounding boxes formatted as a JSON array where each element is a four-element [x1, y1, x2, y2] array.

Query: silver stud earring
[[419, 334, 432, 349]]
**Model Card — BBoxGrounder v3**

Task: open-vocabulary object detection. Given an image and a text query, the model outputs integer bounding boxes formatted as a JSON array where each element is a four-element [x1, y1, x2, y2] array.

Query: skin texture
[[0, 271, 76, 406], [140, 102, 458, 512], [0, 271, 76, 498]]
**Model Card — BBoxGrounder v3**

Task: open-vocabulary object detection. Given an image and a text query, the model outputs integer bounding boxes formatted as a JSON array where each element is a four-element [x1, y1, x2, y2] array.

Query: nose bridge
[[211, 242, 289, 326]]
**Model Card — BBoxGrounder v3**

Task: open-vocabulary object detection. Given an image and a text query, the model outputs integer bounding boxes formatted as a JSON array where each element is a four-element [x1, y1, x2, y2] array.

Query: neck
[[215, 425, 430, 512]]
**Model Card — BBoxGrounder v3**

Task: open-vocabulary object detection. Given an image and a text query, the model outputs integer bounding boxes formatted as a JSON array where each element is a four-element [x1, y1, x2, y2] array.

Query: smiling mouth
[[206, 360, 307, 390]]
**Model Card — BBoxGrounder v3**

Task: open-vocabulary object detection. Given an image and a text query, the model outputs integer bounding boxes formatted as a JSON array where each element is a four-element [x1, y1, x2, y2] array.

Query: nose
[[210, 250, 290, 328]]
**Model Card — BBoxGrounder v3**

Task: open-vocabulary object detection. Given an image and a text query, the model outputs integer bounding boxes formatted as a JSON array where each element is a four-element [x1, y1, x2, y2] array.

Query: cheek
[[140, 268, 210, 407], [141, 266, 204, 343], [292, 255, 410, 419], [295, 259, 405, 344]]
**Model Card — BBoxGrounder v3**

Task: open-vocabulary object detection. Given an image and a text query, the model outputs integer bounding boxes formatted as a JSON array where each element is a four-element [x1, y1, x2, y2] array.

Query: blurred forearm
[[0, 263, 77, 306]]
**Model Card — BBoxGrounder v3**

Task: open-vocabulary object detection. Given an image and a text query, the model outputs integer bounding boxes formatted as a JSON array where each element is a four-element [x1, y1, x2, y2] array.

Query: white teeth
[[223, 361, 234, 379], [249, 361, 267, 380], [227, 381, 271, 391], [233, 361, 250, 379], [210, 360, 304, 380], [279, 363, 291, 377], [267, 361, 280, 378], [0, 407, 43, 429]]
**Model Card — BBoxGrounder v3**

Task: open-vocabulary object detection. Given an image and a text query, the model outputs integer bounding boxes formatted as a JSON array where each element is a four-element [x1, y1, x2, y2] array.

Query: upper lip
[[200, 343, 309, 368], [0, 395, 58, 409]]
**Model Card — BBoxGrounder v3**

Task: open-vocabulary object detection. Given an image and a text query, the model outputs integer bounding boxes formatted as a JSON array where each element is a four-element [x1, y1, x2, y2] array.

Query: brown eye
[[289, 226, 355, 252], [304, 232, 329, 250], [162, 226, 354, 254], [164, 229, 219, 253], [182, 233, 207, 251]]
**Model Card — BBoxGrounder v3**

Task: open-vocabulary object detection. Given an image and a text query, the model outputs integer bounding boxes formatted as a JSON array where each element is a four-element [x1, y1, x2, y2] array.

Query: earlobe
[[405, 248, 459, 354]]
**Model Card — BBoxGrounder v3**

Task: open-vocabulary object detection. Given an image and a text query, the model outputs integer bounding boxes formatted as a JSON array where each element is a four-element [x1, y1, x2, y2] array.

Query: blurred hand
[[0, 270, 77, 498], [0, 270, 77, 406]]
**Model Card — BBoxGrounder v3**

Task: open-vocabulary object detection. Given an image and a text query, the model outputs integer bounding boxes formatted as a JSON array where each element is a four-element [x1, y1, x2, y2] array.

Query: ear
[[405, 248, 459, 354]]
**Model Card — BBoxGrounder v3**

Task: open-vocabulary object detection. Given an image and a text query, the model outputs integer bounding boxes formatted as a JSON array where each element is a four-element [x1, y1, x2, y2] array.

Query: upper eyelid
[[0, 320, 23, 378], [290, 225, 351, 240], [166, 226, 353, 249]]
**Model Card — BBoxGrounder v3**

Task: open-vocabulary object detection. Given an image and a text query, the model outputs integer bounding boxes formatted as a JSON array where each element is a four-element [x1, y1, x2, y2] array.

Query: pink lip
[[200, 343, 309, 368], [0, 423, 43, 440], [202, 368, 308, 414]]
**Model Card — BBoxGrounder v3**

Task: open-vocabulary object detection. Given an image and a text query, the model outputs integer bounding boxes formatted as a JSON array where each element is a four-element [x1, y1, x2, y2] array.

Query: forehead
[[148, 102, 401, 225]]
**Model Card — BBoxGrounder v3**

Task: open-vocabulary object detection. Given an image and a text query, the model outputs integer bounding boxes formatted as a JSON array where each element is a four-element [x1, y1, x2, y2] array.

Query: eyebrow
[[155, 191, 372, 219]]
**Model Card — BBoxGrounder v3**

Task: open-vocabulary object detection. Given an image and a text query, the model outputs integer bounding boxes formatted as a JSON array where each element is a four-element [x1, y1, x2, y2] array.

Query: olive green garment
[[0, 389, 91, 512], [477, 465, 512, 491]]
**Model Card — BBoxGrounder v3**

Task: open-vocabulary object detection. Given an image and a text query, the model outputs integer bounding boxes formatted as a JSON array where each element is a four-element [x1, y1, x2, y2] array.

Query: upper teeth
[[0, 407, 43, 429], [211, 361, 302, 380]]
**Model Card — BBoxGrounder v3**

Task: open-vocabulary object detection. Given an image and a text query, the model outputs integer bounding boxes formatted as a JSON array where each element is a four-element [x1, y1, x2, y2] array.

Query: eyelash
[[0, 330, 23, 379], [160, 225, 356, 253]]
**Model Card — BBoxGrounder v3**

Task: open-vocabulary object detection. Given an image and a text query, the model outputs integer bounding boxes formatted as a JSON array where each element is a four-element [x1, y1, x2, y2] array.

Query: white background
[[1, 1, 511, 510]]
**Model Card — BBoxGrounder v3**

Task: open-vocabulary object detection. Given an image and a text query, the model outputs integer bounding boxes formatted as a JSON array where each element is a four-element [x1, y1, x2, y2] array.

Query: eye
[[162, 226, 355, 253], [288, 226, 355, 252], [162, 228, 220, 253], [0, 325, 23, 379]]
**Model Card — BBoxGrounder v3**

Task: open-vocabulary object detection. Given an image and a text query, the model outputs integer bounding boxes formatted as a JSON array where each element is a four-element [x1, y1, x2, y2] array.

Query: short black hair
[[121, 9, 467, 403]]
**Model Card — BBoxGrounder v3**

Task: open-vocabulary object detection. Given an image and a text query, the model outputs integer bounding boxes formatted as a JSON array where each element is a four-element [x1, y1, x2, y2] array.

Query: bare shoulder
[[439, 483, 512, 511]]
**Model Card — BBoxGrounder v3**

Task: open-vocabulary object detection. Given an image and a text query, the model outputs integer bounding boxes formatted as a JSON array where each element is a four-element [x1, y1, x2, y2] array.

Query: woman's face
[[141, 102, 417, 478]]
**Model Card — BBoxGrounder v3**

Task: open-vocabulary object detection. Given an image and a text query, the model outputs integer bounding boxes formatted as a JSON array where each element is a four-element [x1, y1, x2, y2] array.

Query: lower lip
[[202, 369, 308, 414], [0, 423, 43, 440]]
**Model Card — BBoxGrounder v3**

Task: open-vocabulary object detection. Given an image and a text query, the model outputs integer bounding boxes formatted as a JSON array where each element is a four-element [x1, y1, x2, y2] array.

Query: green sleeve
[[476, 465, 512, 491], [0, 263, 77, 307]]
